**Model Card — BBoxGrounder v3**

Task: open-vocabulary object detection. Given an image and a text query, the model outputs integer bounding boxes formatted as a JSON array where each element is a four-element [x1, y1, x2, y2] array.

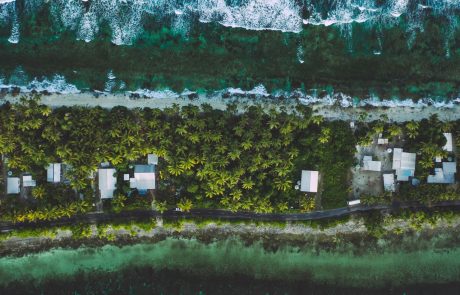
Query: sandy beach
[[2, 92, 460, 122]]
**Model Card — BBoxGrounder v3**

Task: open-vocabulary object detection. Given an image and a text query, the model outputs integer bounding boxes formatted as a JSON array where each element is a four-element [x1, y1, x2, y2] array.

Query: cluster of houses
[[360, 132, 457, 195], [98, 154, 157, 199], [4, 154, 158, 200], [2, 130, 458, 211]]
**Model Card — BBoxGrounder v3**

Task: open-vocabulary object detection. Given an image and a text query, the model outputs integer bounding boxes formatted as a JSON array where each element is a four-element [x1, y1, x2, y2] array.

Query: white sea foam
[[2, 0, 460, 46], [127, 89, 180, 99], [227, 84, 270, 97], [0, 74, 80, 94], [7, 15, 19, 43], [1, 70, 459, 109]]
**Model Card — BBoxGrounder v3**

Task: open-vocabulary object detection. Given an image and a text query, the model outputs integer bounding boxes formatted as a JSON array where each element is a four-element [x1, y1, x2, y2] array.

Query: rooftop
[[392, 148, 416, 181], [46, 163, 61, 183], [362, 156, 382, 172], [443, 133, 453, 152], [7, 177, 20, 194], [383, 173, 396, 192], [300, 170, 319, 193], [130, 164, 156, 190], [98, 168, 117, 199]]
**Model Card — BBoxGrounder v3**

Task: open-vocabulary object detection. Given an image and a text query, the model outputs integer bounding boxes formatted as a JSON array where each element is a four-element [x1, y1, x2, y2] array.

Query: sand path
[[2, 92, 460, 122]]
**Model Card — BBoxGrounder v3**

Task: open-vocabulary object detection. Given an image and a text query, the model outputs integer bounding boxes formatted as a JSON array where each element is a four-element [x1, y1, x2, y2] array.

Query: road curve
[[1, 201, 460, 232]]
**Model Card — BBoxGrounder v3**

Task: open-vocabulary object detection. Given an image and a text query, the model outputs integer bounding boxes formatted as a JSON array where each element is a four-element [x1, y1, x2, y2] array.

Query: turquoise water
[[1, 238, 460, 294], [2, 1, 460, 98]]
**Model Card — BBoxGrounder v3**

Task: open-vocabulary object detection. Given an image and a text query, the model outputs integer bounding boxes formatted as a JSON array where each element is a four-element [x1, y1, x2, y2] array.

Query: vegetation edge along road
[[2, 201, 460, 232]]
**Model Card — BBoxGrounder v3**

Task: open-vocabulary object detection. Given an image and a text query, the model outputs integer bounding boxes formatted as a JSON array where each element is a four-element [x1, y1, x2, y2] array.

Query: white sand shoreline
[[1, 92, 460, 123]]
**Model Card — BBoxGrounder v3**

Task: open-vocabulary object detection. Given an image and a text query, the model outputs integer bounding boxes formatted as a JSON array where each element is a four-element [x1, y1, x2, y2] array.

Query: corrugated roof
[[383, 174, 395, 192], [443, 133, 453, 152], [98, 168, 117, 199], [7, 177, 20, 194], [47, 163, 61, 183], [300, 170, 319, 193]]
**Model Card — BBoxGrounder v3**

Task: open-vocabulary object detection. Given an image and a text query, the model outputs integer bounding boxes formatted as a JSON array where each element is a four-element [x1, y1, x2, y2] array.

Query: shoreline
[[2, 212, 460, 257], [1, 92, 460, 123]]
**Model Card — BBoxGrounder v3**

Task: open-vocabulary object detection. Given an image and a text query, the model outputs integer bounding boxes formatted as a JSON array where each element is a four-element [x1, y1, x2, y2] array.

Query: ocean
[[1, 237, 460, 294], [1, 0, 460, 100]]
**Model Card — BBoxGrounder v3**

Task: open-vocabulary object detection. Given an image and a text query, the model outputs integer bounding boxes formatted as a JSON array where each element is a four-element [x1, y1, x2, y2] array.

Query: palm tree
[[274, 178, 292, 192], [388, 125, 402, 138], [242, 178, 255, 190], [405, 121, 419, 139], [319, 127, 331, 144], [312, 115, 324, 125], [167, 164, 184, 176], [177, 199, 193, 212], [32, 186, 46, 200]]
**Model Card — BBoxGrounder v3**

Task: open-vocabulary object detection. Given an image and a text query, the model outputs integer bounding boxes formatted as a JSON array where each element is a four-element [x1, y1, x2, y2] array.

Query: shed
[[443, 133, 453, 152], [383, 174, 396, 192], [22, 175, 36, 187], [427, 162, 456, 184], [7, 177, 20, 194], [362, 156, 382, 172], [147, 153, 158, 165], [130, 165, 156, 191], [347, 199, 361, 206], [378, 138, 389, 145], [47, 163, 61, 183], [443, 162, 457, 174], [98, 168, 117, 199], [300, 170, 319, 193], [392, 148, 416, 181]]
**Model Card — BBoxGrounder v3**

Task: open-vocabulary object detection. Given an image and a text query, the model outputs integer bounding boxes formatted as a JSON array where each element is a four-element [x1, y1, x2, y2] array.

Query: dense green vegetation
[[0, 97, 458, 223], [0, 96, 355, 222], [358, 115, 460, 205], [1, 4, 460, 98]]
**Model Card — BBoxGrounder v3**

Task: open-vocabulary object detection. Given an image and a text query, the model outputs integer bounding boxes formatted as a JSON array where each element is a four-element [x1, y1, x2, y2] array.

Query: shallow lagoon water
[[1, 238, 460, 294]]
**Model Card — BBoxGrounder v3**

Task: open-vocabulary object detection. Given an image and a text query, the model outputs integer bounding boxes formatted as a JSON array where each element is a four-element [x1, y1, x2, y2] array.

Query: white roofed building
[[347, 199, 361, 206], [130, 165, 156, 193], [443, 133, 453, 152], [300, 170, 319, 193], [383, 174, 396, 192], [147, 154, 158, 165], [362, 156, 382, 172], [428, 161, 457, 184], [392, 148, 416, 181], [22, 175, 36, 187], [98, 168, 117, 199], [46, 163, 62, 183], [6, 177, 20, 194]]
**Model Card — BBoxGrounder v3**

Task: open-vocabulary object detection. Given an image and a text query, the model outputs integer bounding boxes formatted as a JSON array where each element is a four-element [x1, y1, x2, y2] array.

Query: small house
[[443, 133, 453, 152], [377, 133, 388, 145], [98, 168, 117, 199], [6, 177, 20, 194], [362, 156, 382, 172], [22, 175, 36, 187], [300, 170, 319, 193], [347, 199, 361, 206], [392, 148, 416, 181], [130, 165, 156, 193], [383, 174, 396, 192], [427, 161, 457, 184], [46, 163, 61, 183]]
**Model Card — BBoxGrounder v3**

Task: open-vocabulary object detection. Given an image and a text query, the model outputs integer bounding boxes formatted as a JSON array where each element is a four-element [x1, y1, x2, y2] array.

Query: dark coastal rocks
[[187, 93, 198, 100], [11, 87, 20, 96]]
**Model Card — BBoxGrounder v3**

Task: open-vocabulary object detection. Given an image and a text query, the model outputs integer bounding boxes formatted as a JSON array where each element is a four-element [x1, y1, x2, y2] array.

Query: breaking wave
[[1, 69, 459, 109], [0, 69, 80, 94], [1, 0, 460, 45]]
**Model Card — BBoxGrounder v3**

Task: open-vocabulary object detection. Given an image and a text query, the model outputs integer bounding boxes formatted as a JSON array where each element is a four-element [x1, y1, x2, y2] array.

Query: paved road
[[1, 200, 460, 232]]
